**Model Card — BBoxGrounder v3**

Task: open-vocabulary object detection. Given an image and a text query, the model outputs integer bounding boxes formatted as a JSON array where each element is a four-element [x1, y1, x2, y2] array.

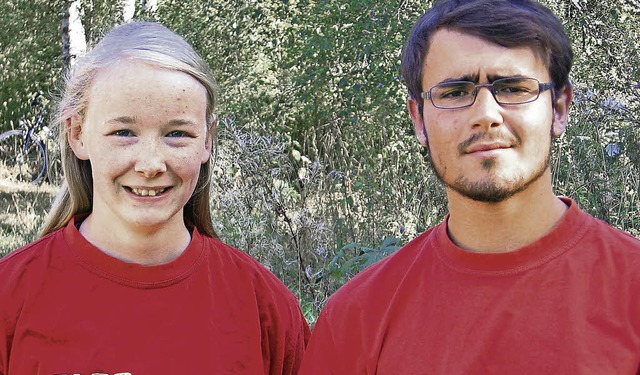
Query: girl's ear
[[552, 85, 573, 138], [201, 119, 215, 164], [67, 114, 90, 160]]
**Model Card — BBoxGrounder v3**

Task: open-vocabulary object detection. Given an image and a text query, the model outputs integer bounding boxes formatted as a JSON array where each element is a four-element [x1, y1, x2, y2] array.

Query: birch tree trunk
[[141, 0, 159, 13], [121, 0, 136, 23], [61, 0, 87, 73]]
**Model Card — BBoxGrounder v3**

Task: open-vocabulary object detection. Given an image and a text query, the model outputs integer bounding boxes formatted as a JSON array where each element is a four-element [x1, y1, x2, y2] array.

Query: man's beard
[[426, 133, 552, 203]]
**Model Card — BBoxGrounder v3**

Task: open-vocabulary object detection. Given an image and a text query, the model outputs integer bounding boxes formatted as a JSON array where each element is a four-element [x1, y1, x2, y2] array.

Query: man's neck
[[445, 180, 568, 254]]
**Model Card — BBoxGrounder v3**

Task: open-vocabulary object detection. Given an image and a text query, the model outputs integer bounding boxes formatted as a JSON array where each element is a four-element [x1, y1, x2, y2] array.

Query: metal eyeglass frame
[[421, 77, 555, 109]]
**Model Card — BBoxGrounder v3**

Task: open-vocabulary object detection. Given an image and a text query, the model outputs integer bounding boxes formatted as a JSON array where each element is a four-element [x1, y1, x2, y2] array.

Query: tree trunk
[[121, 0, 136, 23], [61, 0, 87, 73], [141, 0, 159, 13]]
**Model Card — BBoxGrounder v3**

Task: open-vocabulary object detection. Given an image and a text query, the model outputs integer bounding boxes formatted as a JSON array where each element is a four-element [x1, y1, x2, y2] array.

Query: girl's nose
[[134, 140, 167, 178]]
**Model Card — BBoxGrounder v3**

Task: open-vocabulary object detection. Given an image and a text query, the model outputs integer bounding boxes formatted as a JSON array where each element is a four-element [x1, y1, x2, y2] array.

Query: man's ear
[[408, 98, 428, 147], [552, 85, 573, 138], [66, 114, 90, 160]]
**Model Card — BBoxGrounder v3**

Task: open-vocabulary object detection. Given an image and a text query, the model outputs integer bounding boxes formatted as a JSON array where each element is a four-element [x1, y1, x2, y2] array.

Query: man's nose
[[469, 86, 503, 129]]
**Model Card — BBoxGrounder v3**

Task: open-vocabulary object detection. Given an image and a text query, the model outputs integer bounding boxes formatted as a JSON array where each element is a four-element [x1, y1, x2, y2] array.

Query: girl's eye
[[167, 130, 190, 138], [113, 129, 134, 137]]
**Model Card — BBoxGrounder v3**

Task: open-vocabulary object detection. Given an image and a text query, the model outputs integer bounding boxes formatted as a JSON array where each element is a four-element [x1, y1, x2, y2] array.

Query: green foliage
[[0, 0, 64, 132], [324, 236, 402, 283]]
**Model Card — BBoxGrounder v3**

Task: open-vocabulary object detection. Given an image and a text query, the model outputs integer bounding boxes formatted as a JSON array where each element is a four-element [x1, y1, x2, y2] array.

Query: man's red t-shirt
[[300, 198, 640, 374]]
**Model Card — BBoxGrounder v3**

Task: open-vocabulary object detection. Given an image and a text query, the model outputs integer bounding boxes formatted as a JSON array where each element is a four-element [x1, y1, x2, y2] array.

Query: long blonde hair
[[41, 22, 218, 238]]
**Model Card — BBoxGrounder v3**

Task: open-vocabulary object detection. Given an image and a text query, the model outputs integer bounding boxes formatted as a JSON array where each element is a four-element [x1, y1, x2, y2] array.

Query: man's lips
[[458, 132, 519, 155], [464, 142, 512, 154]]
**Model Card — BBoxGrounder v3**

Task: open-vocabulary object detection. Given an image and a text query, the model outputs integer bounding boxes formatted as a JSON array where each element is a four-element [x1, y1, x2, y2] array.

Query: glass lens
[[493, 78, 540, 104], [430, 81, 476, 108]]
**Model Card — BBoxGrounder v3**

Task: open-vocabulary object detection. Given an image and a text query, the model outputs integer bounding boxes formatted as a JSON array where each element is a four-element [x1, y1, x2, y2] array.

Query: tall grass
[[0, 174, 56, 256]]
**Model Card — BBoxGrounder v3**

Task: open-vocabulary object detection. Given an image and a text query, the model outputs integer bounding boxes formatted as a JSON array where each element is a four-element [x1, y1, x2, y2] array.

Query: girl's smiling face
[[69, 60, 211, 235]]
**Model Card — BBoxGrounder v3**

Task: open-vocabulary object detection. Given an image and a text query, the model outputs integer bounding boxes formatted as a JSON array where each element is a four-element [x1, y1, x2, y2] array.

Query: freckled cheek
[[168, 151, 206, 179]]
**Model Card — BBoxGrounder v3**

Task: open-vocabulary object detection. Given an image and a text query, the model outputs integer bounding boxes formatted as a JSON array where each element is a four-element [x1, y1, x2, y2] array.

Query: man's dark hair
[[401, 0, 573, 112]]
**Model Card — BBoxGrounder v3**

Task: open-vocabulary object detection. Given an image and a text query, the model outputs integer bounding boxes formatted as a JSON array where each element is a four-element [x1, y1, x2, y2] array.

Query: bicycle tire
[[0, 130, 24, 172], [0, 129, 47, 184]]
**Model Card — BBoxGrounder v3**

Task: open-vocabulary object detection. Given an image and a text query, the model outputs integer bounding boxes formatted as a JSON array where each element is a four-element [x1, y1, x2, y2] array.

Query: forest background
[[1, 0, 639, 323]]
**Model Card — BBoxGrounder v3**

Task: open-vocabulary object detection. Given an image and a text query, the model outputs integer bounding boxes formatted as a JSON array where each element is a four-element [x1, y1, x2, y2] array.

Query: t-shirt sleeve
[[281, 301, 311, 374], [0, 256, 21, 375], [0, 261, 21, 375], [249, 259, 310, 374]]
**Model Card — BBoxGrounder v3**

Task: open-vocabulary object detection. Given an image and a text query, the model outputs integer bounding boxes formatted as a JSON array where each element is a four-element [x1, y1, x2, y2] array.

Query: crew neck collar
[[434, 198, 593, 275], [63, 216, 206, 287]]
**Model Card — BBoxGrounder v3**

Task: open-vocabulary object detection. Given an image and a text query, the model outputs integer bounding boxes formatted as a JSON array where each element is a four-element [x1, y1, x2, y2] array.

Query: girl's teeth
[[132, 188, 165, 196]]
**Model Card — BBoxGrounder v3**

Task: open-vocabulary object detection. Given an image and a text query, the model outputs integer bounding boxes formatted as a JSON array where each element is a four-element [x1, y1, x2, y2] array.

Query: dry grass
[[0, 167, 57, 256]]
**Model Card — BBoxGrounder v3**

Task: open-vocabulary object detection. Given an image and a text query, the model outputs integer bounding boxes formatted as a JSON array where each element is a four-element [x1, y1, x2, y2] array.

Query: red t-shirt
[[300, 198, 640, 374], [0, 217, 309, 374]]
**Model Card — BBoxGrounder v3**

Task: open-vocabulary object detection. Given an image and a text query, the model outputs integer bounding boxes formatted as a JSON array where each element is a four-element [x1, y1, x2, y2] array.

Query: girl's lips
[[128, 187, 168, 197]]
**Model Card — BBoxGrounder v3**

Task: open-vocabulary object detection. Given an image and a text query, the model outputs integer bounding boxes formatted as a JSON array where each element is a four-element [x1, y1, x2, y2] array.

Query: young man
[[300, 0, 640, 373]]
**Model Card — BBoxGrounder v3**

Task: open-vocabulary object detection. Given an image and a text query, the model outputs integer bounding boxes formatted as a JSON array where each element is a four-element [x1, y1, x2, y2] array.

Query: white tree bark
[[141, 0, 158, 13], [121, 0, 136, 23], [62, 0, 87, 71]]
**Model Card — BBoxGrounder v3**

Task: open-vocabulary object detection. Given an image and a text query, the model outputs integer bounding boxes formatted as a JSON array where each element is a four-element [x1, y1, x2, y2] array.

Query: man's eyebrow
[[438, 73, 480, 84], [436, 73, 531, 85], [486, 73, 529, 82]]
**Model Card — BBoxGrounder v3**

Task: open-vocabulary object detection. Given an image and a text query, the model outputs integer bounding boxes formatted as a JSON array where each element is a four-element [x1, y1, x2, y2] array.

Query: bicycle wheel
[[0, 130, 25, 175], [46, 147, 63, 185], [0, 129, 47, 183]]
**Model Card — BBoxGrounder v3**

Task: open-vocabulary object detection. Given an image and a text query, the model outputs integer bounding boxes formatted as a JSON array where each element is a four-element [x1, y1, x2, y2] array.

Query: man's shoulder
[[560, 198, 640, 256], [583, 213, 640, 251]]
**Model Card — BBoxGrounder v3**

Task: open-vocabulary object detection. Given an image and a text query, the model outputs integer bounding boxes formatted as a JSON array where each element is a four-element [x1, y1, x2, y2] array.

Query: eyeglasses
[[421, 77, 554, 109]]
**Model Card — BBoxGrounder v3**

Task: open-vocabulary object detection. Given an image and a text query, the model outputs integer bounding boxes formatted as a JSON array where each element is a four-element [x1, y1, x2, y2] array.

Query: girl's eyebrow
[[165, 118, 200, 127], [106, 115, 137, 125], [104, 117, 200, 127]]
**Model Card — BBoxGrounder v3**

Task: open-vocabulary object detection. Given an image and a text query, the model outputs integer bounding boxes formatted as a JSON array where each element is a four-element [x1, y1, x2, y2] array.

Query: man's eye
[[439, 88, 471, 99], [498, 85, 530, 94]]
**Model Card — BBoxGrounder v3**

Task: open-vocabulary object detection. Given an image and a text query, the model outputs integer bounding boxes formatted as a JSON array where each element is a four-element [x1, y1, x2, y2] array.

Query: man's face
[[408, 28, 571, 203]]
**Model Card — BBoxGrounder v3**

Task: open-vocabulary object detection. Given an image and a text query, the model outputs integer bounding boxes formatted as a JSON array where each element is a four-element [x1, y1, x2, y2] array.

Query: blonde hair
[[41, 22, 218, 238]]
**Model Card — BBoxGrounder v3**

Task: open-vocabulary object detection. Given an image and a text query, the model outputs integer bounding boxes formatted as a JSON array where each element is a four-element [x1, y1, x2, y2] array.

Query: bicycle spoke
[[18, 138, 47, 184], [0, 130, 25, 178], [0, 130, 47, 184]]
